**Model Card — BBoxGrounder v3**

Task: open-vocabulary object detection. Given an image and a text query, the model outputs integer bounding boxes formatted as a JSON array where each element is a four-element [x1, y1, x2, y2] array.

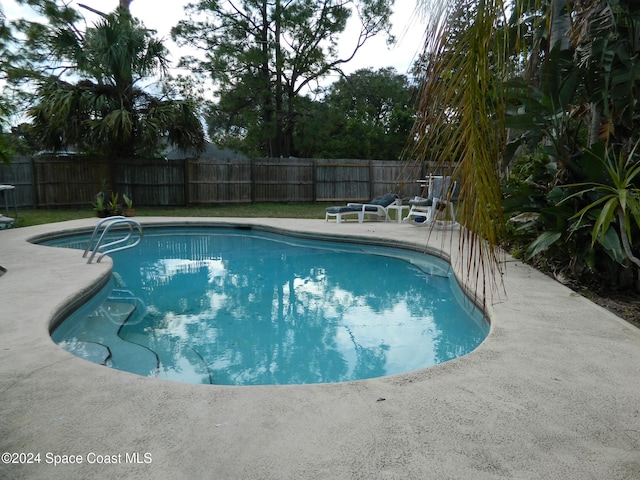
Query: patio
[[1, 218, 639, 479]]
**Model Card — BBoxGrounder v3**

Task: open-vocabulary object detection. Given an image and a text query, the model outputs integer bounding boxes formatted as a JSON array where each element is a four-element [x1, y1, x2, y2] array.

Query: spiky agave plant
[[562, 143, 640, 269]]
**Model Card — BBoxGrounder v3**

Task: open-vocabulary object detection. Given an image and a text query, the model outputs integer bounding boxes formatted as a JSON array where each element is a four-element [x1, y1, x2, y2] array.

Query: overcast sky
[[4, 0, 427, 77]]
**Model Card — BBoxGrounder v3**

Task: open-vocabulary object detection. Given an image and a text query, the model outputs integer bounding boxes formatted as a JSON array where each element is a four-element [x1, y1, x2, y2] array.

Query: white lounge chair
[[403, 175, 458, 228], [325, 193, 399, 224]]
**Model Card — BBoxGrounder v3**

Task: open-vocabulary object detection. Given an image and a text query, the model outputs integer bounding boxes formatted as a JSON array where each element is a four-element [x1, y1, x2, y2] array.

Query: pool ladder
[[83, 216, 143, 264]]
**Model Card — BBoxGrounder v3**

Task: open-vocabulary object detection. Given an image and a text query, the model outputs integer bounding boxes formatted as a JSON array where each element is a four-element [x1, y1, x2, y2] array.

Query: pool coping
[[1, 217, 639, 479]]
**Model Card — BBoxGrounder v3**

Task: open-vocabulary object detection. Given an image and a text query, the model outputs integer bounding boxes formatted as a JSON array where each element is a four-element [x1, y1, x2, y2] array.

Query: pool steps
[[56, 297, 159, 376], [58, 293, 214, 383]]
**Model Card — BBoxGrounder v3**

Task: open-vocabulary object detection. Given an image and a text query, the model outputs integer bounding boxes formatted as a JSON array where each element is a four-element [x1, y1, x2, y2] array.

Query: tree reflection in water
[[75, 228, 489, 385]]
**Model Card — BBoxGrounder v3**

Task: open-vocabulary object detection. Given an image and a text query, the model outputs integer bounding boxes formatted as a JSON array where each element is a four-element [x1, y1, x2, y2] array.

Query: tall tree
[[8, 0, 204, 157], [0, 4, 14, 164], [315, 67, 415, 159], [173, 0, 394, 157]]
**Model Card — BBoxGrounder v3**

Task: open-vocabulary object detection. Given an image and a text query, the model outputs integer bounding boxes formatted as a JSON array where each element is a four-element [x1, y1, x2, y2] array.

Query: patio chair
[[325, 193, 399, 224], [0, 185, 17, 229], [403, 175, 458, 228]]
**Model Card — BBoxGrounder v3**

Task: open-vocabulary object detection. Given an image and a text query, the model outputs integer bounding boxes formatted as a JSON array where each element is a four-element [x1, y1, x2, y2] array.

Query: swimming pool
[[47, 226, 489, 385]]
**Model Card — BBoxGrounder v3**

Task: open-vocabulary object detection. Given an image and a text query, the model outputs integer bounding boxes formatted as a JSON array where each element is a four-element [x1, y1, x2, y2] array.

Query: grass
[[11, 203, 329, 228]]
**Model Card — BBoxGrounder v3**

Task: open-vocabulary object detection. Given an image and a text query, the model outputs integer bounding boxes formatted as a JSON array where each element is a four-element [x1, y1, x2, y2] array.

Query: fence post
[[30, 157, 37, 207], [369, 160, 374, 198], [184, 158, 190, 206], [30, 157, 40, 207], [250, 158, 256, 203], [312, 158, 317, 202]]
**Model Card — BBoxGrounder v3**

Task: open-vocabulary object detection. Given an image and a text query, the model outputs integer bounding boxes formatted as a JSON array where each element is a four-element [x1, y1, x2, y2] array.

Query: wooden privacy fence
[[115, 157, 185, 206], [0, 155, 451, 208], [0, 156, 34, 208]]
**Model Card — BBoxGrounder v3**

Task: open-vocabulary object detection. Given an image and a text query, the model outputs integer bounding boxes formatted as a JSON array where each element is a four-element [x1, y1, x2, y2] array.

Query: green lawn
[[11, 203, 328, 228]]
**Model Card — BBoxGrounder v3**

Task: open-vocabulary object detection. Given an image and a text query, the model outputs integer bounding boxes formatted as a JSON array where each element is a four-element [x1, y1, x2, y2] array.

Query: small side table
[[387, 204, 410, 223]]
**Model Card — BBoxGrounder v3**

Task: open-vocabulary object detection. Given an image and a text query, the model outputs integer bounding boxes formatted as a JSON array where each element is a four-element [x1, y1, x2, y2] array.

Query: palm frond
[[409, 0, 512, 299]]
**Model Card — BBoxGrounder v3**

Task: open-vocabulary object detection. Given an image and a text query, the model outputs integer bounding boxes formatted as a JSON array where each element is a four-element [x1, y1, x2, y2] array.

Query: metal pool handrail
[[83, 216, 143, 264]]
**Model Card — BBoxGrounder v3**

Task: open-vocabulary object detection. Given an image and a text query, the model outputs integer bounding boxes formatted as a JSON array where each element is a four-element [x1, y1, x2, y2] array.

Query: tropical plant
[[502, 153, 590, 276], [571, 0, 640, 145], [502, 140, 639, 287], [517, 187, 621, 279], [9, 1, 205, 158], [504, 66, 585, 174], [123, 194, 133, 210], [562, 143, 640, 269], [92, 192, 107, 216], [107, 192, 121, 216], [412, 0, 640, 293]]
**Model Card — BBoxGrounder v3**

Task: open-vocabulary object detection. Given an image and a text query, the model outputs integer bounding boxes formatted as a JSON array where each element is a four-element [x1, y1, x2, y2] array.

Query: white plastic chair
[[403, 175, 458, 228]]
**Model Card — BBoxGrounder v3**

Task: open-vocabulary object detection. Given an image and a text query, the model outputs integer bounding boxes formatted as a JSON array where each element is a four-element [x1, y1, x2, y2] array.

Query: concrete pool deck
[[1, 217, 639, 479]]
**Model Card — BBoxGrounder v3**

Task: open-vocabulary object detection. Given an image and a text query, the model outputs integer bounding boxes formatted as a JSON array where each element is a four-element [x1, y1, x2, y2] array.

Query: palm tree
[[20, 3, 204, 157], [409, 0, 512, 296]]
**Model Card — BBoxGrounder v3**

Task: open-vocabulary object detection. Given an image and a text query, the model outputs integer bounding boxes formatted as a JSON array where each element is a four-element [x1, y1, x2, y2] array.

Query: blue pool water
[[47, 227, 489, 385]]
